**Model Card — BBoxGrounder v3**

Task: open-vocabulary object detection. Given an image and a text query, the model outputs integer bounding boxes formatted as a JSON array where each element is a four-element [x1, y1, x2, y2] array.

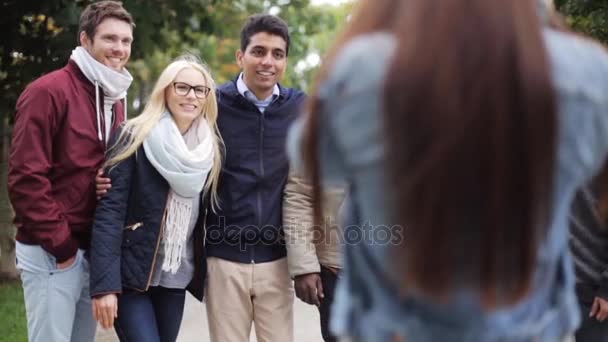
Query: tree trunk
[[0, 116, 17, 280]]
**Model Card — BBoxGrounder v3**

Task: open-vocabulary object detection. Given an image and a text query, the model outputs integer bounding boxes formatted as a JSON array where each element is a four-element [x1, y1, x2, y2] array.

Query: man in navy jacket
[[204, 13, 306, 342]]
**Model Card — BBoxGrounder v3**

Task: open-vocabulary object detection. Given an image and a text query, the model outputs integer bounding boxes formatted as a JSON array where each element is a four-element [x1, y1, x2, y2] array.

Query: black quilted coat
[[89, 140, 206, 301]]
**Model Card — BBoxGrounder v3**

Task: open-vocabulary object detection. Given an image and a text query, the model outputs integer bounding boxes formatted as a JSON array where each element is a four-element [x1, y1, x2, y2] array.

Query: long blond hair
[[106, 54, 224, 210]]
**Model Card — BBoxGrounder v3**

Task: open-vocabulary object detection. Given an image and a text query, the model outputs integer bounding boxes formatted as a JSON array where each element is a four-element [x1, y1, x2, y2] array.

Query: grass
[[0, 280, 27, 342]]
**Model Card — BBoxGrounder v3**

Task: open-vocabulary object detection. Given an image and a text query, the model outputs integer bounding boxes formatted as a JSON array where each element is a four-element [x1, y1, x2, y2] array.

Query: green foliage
[[0, 0, 215, 118], [125, 0, 352, 112], [556, 0, 608, 43], [0, 0, 352, 117], [0, 281, 26, 342], [280, 2, 354, 91], [0, 1, 80, 115]]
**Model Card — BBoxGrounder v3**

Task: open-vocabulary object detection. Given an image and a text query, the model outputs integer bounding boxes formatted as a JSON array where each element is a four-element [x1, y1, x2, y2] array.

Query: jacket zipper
[[143, 193, 170, 291], [201, 191, 208, 247], [253, 110, 265, 264]]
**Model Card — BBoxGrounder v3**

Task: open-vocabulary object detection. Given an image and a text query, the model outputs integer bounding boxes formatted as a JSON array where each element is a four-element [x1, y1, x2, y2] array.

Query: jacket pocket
[[49, 249, 84, 274], [124, 222, 143, 231], [122, 222, 144, 247]]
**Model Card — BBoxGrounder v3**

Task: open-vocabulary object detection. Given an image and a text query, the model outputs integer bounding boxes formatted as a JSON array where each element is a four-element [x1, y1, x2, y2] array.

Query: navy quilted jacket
[[205, 79, 306, 263], [89, 137, 207, 301]]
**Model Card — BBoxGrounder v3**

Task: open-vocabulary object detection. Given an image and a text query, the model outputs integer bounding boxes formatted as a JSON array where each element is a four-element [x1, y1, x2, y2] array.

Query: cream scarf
[[70, 46, 133, 142], [143, 113, 214, 273]]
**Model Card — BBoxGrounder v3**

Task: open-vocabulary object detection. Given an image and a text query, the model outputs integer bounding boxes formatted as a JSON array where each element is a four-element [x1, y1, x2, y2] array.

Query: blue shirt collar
[[236, 72, 280, 102]]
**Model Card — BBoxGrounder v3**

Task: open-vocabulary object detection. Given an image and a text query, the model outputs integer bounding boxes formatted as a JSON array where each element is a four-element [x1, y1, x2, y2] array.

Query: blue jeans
[[15, 241, 96, 342], [114, 286, 186, 342]]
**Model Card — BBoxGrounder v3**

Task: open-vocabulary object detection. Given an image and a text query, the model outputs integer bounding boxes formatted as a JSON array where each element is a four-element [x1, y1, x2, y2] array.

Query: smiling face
[[80, 17, 133, 71], [236, 31, 287, 100], [165, 68, 209, 133]]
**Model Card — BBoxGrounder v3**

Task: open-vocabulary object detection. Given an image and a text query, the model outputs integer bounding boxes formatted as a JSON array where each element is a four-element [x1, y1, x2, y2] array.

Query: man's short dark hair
[[240, 14, 290, 56], [78, 1, 135, 43]]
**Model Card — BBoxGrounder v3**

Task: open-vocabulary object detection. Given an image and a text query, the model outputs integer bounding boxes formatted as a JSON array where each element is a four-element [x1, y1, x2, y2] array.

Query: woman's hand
[[93, 293, 118, 329]]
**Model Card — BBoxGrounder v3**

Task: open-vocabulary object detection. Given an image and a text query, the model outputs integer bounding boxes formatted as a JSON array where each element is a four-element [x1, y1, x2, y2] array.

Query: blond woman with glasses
[[88, 54, 223, 342]]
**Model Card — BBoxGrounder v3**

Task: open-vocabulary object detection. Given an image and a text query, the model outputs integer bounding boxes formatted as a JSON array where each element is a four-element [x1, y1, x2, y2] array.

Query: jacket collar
[[226, 74, 288, 100], [236, 72, 280, 101], [66, 59, 96, 98], [65, 59, 125, 143]]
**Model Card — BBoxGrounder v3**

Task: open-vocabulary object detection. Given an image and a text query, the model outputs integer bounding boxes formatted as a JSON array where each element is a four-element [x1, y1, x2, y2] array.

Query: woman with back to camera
[[288, 0, 608, 340], [89, 55, 223, 341]]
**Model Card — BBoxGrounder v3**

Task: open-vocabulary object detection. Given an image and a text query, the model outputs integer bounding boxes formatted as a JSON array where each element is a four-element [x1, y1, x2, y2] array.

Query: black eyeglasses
[[172, 82, 211, 99]]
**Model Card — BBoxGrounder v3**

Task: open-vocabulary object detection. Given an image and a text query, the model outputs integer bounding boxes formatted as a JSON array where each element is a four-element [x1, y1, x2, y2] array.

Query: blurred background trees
[[556, 0, 608, 44], [0, 0, 352, 125]]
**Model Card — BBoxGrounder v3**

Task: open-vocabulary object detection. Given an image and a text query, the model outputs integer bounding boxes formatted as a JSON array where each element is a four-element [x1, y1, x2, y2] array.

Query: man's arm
[[283, 172, 321, 276], [283, 171, 324, 305], [8, 85, 78, 262], [571, 186, 608, 321]]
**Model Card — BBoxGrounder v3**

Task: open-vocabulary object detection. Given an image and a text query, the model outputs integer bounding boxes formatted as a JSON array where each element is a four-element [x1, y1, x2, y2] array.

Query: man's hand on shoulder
[[96, 168, 111, 200]]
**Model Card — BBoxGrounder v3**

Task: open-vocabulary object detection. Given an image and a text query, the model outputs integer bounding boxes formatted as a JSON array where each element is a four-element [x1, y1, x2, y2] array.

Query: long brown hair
[[304, 0, 557, 308]]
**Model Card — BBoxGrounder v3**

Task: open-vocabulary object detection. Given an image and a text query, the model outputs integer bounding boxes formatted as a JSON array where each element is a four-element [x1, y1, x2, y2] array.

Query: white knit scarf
[[143, 113, 214, 273], [70, 46, 133, 142]]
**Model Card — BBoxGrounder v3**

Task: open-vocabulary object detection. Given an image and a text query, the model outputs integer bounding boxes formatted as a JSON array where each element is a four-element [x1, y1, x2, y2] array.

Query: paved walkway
[[96, 293, 323, 341]]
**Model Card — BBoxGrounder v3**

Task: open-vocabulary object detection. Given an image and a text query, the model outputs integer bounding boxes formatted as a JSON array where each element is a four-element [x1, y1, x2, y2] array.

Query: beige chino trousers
[[205, 257, 294, 342]]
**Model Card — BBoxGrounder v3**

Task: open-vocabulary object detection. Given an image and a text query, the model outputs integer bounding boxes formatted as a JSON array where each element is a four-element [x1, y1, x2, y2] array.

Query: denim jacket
[[288, 28, 608, 341]]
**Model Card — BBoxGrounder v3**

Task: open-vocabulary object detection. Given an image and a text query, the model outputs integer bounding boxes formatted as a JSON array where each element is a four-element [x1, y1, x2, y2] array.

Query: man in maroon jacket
[[7, 2, 134, 341]]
